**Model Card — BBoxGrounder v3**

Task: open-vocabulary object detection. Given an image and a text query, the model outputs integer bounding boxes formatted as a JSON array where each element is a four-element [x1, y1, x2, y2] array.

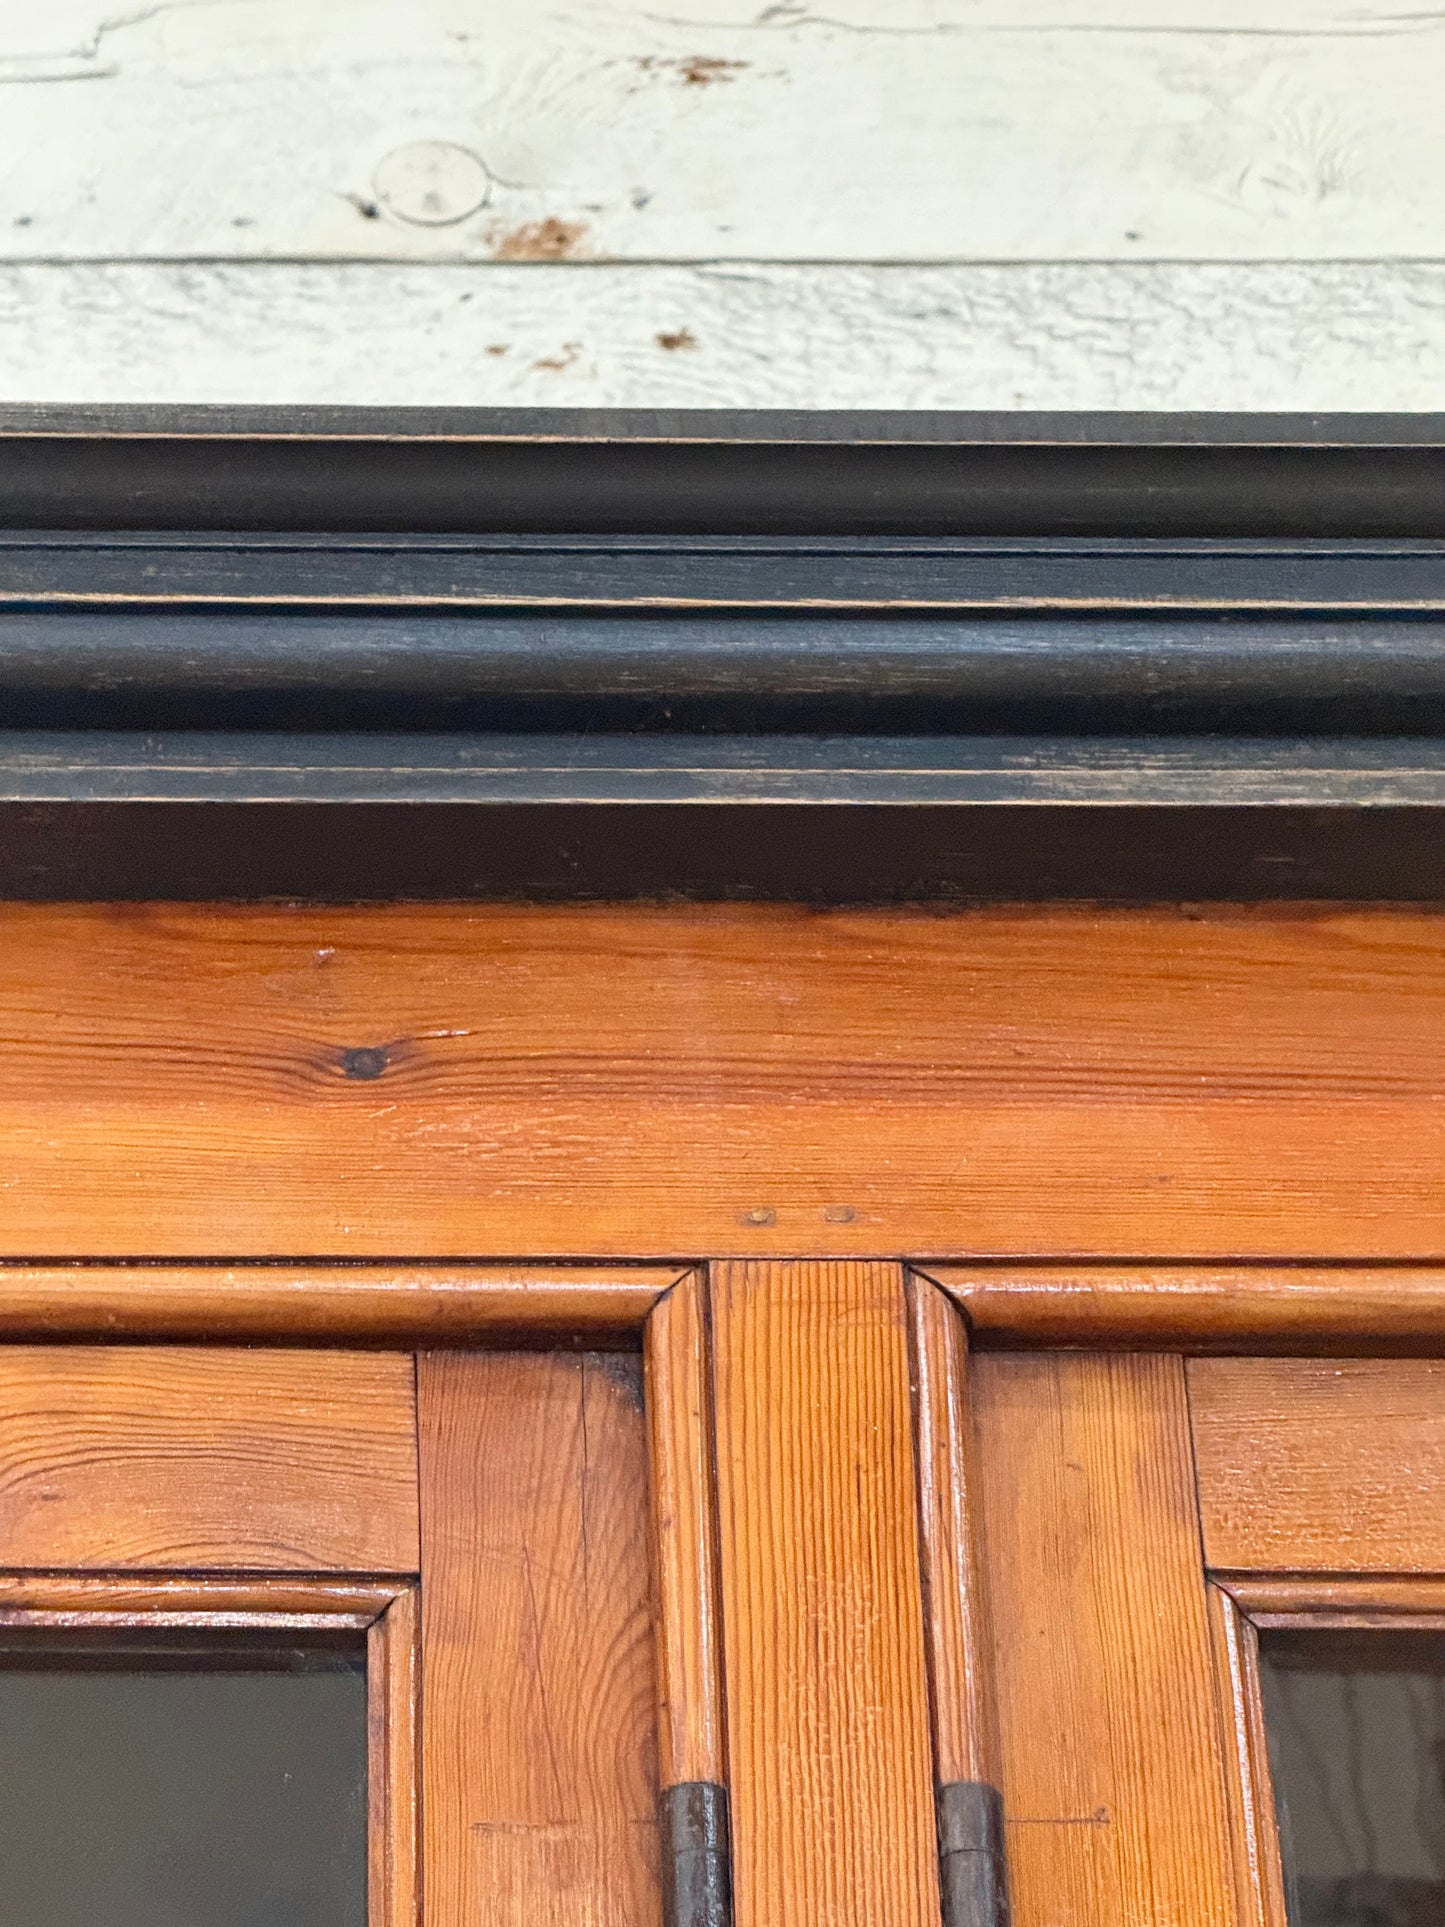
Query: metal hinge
[[661, 1781, 733, 1927], [937, 1781, 1011, 1927]]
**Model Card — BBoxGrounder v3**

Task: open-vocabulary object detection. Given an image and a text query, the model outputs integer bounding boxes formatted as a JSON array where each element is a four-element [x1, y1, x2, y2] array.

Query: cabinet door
[[970, 1350, 1445, 1927], [1192, 1358, 1445, 1927], [0, 1339, 676, 1927], [0, 1346, 420, 1927]]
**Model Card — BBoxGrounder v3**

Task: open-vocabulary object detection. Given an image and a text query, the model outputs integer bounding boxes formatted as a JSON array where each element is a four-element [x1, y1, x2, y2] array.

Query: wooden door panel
[[710, 1260, 940, 1927], [972, 1352, 1238, 1927], [1191, 1357, 1445, 1572], [0, 1347, 418, 1571], [418, 1350, 661, 1927]]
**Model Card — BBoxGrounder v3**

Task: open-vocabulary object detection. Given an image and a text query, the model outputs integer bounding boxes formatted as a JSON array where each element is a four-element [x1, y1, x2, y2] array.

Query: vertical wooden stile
[[709, 1260, 941, 1927], [646, 1272, 732, 1927], [418, 1352, 663, 1927], [909, 1274, 999, 1787], [368, 1585, 421, 1927], [909, 1273, 1009, 1927], [1207, 1585, 1288, 1927], [969, 1352, 1238, 1927]]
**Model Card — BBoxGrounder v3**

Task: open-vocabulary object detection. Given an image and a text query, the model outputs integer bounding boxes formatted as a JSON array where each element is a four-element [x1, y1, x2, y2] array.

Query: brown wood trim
[[0, 1264, 681, 1342], [931, 1264, 1445, 1352], [645, 1272, 728, 1794], [0, 1574, 406, 1623], [1207, 1583, 1288, 1927], [1219, 1576, 1445, 1622], [907, 1273, 998, 1789], [368, 1586, 420, 1927]]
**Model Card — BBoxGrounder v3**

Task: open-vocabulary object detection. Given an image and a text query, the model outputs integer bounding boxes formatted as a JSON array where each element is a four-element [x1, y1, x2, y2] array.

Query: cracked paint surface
[[0, 0, 1439, 259], [2, 260, 1444, 409]]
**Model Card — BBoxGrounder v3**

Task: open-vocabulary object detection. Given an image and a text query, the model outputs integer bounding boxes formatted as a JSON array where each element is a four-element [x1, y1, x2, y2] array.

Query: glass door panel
[[1260, 1630, 1445, 1927], [0, 1633, 368, 1927]]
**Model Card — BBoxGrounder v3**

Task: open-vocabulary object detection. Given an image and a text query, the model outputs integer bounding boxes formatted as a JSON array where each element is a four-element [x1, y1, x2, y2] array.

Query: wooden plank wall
[[0, 0, 1441, 406]]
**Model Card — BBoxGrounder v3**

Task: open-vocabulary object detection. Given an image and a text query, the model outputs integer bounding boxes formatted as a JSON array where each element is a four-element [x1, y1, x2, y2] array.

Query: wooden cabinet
[[3, 902, 1445, 1927]]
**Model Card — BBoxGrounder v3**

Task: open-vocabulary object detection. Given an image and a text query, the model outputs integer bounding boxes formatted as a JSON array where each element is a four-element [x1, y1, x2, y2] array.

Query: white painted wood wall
[[0, 0, 1442, 407]]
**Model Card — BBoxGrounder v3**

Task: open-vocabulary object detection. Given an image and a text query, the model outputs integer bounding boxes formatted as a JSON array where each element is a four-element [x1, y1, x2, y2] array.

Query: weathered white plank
[[0, 0, 1442, 263], [3, 262, 1444, 409]]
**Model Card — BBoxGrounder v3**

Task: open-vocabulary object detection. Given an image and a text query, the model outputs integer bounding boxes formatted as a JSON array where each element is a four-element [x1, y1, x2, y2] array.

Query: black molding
[[5, 733, 1445, 806], [3, 414, 1444, 898], [4, 804, 1444, 902], [0, 410, 1443, 536], [5, 533, 1445, 737]]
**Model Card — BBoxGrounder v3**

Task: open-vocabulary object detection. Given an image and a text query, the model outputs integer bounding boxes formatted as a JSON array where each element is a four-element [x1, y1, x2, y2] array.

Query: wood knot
[[341, 1046, 389, 1081]]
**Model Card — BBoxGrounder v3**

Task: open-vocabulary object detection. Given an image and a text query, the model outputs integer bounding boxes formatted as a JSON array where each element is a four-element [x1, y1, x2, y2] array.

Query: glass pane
[[1261, 1629, 1445, 1927], [0, 1633, 367, 1927]]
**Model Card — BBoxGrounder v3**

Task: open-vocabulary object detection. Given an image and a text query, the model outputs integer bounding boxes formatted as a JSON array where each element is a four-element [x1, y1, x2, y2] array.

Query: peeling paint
[[492, 218, 588, 262], [0, 0, 1439, 262], [637, 52, 750, 81], [0, 0, 245, 84], [532, 338, 582, 370]]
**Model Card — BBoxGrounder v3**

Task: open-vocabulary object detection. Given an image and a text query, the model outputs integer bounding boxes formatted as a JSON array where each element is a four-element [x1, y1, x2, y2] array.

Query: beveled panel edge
[[0, 1573, 410, 1623], [0, 1262, 687, 1344], [924, 1264, 1445, 1354], [1216, 1576, 1445, 1621]]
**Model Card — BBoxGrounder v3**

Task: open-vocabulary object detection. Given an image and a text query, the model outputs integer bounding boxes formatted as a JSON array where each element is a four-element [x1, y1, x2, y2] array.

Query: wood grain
[[1208, 1584, 1288, 1927], [418, 1351, 661, 1927], [1192, 1358, 1445, 1573], [908, 1271, 996, 1786], [6, 903, 1445, 1259], [369, 1586, 420, 1927], [1222, 1576, 1445, 1621], [645, 1272, 727, 1791], [937, 1264, 1445, 1352], [2, 0, 1439, 264], [0, 1347, 418, 1571], [0, 1264, 675, 1342], [970, 1352, 1237, 1927], [0, 1574, 404, 1625], [710, 1261, 940, 1927]]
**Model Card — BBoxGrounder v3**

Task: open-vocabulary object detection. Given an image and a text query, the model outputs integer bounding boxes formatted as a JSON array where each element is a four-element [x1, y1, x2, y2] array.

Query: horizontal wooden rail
[[930, 1265, 1445, 1352], [0, 1264, 682, 1342]]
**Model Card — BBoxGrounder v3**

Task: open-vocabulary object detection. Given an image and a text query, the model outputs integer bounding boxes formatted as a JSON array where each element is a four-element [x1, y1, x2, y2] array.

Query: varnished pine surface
[[644, 1273, 728, 1790], [1209, 1586, 1289, 1927], [908, 1273, 997, 1786], [3, 902, 1445, 1258], [0, 1347, 418, 1570], [1192, 1357, 1445, 1572], [418, 1352, 661, 1927], [938, 1263, 1445, 1351], [369, 1587, 420, 1927], [0, 1264, 675, 1341], [710, 1261, 941, 1927], [971, 1353, 1237, 1927]]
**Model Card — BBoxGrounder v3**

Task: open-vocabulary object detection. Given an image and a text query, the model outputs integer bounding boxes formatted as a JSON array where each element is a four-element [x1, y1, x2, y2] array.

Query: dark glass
[[0, 1633, 367, 1927], [1261, 1630, 1445, 1927]]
